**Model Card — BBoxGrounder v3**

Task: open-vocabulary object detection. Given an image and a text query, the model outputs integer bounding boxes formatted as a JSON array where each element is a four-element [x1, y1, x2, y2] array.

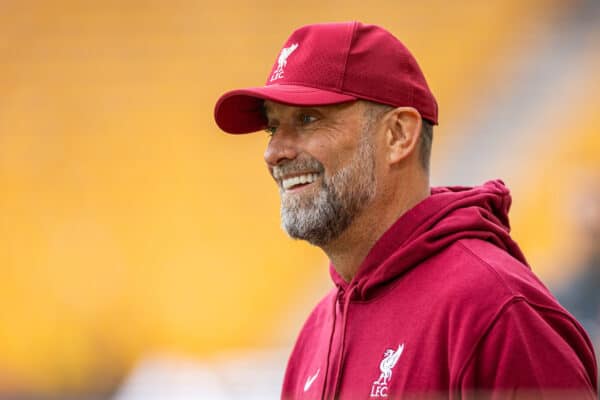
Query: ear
[[383, 107, 422, 165]]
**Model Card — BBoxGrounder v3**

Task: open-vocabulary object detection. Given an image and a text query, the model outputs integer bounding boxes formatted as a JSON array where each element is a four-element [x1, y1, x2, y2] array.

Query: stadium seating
[[0, 0, 596, 396]]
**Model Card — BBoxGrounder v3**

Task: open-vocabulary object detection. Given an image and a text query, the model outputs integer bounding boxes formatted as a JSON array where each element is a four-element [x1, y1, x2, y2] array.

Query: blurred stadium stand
[[113, 350, 287, 400], [0, 0, 598, 398]]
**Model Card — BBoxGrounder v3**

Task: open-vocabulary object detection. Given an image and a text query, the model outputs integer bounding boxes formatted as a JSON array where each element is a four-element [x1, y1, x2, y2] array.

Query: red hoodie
[[281, 180, 598, 399]]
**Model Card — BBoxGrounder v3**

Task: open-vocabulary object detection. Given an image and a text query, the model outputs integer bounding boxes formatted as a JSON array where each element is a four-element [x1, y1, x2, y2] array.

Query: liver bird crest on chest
[[375, 344, 404, 385], [370, 343, 405, 397]]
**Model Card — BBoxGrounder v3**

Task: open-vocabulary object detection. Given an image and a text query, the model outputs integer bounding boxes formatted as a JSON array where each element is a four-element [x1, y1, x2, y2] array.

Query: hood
[[330, 180, 529, 300]]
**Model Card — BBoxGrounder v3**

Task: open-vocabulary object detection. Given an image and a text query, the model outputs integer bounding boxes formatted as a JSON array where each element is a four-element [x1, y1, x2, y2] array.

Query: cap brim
[[214, 84, 357, 134]]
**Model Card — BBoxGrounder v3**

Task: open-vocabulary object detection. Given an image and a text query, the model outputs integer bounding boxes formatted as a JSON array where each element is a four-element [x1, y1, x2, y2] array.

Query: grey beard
[[280, 180, 349, 247], [279, 136, 376, 247]]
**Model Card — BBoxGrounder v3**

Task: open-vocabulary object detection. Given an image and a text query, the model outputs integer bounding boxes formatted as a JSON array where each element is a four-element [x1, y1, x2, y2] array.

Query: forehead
[[262, 100, 360, 119]]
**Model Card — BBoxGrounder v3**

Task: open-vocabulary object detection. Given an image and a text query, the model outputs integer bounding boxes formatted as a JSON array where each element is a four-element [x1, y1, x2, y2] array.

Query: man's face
[[263, 100, 380, 246]]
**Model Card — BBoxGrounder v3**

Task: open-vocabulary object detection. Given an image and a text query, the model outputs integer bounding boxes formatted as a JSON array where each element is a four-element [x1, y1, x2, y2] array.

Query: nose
[[263, 128, 299, 168]]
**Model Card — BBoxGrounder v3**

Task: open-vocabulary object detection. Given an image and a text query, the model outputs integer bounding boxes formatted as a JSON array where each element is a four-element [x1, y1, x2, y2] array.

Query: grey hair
[[361, 101, 433, 172]]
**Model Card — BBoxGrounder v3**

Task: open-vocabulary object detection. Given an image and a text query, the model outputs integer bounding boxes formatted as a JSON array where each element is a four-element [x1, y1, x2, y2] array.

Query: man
[[214, 22, 597, 399]]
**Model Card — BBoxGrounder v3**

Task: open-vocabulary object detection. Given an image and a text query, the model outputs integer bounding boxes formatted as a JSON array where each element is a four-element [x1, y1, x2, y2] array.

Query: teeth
[[282, 173, 319, 190]]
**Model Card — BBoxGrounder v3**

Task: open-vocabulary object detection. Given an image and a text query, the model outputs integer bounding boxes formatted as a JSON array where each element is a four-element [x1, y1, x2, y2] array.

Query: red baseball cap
[[214, 21, 438, 134]]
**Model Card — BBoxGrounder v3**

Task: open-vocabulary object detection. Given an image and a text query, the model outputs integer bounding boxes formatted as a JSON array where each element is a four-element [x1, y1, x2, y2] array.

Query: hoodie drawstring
[[331, 285, 355, 399], [320, 288, 340, 400]]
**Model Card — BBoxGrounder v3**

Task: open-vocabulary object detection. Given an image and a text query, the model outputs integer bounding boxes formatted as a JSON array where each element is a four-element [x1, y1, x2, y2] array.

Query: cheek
[[314, 137, 360, 172]]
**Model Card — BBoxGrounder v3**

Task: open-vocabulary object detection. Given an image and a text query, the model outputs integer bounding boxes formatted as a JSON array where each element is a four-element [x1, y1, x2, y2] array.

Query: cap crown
[[265, 22, 438, 123]]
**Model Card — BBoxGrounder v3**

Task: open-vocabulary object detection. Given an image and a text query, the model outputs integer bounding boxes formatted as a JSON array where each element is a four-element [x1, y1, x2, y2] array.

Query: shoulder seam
[[455, 240, 516, 297], [454, 297, 593, 387], [454, 296, 526, 385], [456, 240, 570, 314]]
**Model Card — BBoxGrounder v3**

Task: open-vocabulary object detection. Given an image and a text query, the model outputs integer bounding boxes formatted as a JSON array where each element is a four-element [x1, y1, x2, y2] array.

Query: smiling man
[[214, 22, 597, 399]]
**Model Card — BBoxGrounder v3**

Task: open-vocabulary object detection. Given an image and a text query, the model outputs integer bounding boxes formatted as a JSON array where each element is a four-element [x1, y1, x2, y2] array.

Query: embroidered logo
[[370, 344, 404, 398], [304, 368, 320, 392], [270, 43, 299, 82]]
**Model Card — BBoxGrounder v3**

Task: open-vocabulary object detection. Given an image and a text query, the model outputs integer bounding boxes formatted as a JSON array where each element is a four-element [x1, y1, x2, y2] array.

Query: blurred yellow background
[[1, 0, 598, 397]]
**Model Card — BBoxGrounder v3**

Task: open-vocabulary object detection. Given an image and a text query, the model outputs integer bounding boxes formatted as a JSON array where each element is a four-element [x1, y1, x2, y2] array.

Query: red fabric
[[214, 22, 438, 134], [281, 180, 598, 399]]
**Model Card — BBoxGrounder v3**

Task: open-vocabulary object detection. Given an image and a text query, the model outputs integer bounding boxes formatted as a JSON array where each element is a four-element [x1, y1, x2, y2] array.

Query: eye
[[264, 126, 277, 137], [299, 113, 317, 125]]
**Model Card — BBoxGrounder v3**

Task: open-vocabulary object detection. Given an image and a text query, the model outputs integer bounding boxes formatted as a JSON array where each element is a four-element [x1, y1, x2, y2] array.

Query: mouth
[[281, 172, 320, 192]]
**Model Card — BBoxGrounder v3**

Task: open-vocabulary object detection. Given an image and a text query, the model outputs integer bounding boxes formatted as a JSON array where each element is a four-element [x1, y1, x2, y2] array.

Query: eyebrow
[[262, 102, 283, 124], [260, 102, 268, 118], [262, 102, 354, 125], [261, 103, 277, 124]]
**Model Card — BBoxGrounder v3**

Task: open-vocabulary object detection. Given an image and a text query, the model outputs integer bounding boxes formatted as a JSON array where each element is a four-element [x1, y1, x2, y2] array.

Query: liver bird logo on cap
[[270, 43, 299, 82]]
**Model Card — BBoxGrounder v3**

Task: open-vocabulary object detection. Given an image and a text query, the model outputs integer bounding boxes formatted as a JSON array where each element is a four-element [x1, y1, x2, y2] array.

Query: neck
[[322, 176, 430, 283]]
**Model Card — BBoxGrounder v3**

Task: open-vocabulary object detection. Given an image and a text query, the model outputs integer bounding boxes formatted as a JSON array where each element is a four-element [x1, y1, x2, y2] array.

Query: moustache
[[272, 157, 325, 180]]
